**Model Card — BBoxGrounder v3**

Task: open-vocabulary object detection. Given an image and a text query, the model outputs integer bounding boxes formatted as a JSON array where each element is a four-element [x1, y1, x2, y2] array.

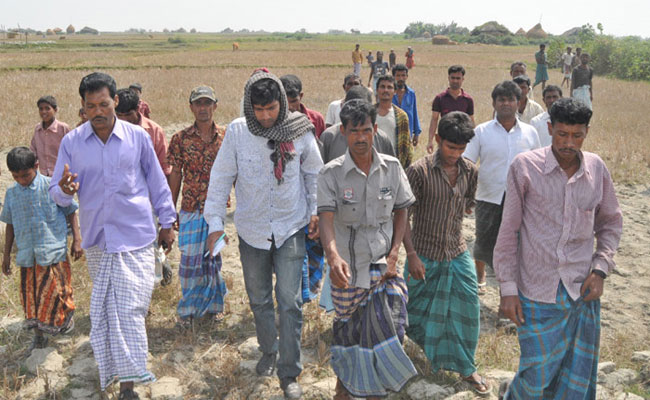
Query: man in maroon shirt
[[427, 65, 475, 154], [280, 74, 325, 139]]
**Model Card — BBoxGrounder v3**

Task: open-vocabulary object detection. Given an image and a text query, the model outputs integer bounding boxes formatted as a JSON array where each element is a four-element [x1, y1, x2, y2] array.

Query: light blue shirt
[[0, 173, 78, 267], [392, 85, 422, 136], [204, 117, 323, 250], [49, 119, 176, 253]]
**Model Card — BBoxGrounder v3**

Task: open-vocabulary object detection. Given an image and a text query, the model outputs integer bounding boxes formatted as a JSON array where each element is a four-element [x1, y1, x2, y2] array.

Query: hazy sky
[[3, 0, 648, 38]]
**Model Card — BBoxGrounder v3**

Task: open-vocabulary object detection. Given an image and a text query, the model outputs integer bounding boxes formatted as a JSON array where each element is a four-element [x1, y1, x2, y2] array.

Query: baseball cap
[[189, 86, 217, 103]]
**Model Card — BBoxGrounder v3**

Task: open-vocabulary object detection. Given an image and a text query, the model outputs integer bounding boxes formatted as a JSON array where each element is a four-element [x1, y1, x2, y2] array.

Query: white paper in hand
[[210, 236, 227, 257]]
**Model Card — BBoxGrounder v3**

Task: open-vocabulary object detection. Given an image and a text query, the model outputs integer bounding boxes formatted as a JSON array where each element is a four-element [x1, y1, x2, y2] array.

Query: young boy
[[1, 147, 82, 351], [403, 111, 490, 395], [30, 96, 71, 177]]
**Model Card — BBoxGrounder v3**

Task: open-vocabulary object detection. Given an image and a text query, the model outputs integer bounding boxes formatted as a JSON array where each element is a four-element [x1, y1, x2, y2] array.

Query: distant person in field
[[427, 65, 475, 154], [389, 49, 397, 69], [320, 86, 395, 164], [513, 75, 544, 124], [572, 47, 583, 69], [533, 44, 549, 90], [531, 85, 562, 147], [495, 98, 622, 399], [366, 51, 374, 66], [571, 52, 593, 110], [280, 74, 326, 305], [30, 95, 70, 177], [510, 61, 534, 99], [392, 64, 422, 146], [375, 75, 413, 169], [561, 46, 574, 88], [463, 81, 540, 296], [325, 73, 361, 128], [352, 43, 363, 77], [1, 147, 82, 353], [167, 86, 228, 326], [405, 46, 415, 69], [50, 72, 176, 399], [403, 112, 491, 396], [204, 71, 322, 400], [129, 83, 151, 118], [368, 51, 389, 90], [281, 74, 325, 139], [318, 99, 417, 399], [76, 107, 88, 127]]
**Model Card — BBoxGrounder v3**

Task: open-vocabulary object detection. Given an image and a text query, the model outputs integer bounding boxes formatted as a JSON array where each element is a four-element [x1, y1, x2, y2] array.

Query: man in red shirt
[[280, 74, 325, 139]]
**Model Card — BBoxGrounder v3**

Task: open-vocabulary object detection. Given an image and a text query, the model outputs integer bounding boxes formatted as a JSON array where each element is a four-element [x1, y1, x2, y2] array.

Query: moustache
[[92, 116, 107, 122], [558, 148, 577, 153]]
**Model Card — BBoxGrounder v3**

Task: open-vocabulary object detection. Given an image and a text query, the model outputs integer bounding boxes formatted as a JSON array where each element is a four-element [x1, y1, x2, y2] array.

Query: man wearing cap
[[129, 83, 151, 118], [168, 86, 228, 326]]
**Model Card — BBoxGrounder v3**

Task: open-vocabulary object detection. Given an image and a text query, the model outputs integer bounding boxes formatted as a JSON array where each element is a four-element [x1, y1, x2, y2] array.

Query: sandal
[[477, 281, 487, 295], [462, 373, 491, 396]]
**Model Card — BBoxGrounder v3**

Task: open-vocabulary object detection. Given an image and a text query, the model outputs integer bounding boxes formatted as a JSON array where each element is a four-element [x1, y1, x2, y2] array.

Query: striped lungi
[[505, 284, 600, 400], [86, 244, 156, 391], [404, 251, 480, 376], [21, 260, 75, 335], [177, 210, 227, 319], [301, 225, 324, 303], [331, 264, 417, 397]]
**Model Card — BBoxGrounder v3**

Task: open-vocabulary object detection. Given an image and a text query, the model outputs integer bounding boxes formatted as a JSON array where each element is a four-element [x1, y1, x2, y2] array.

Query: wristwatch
[[591, 269, 607, 279]]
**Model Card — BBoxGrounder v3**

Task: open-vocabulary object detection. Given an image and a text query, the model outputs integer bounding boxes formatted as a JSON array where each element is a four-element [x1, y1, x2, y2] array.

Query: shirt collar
[[342, 147, 385, 176], [38, 119, 60, 134], [432, 149, 469, 174], [18, 171, 42, 191], [444, 88, 466, 98], [543, 146, 586, 178], [82, 116, 123, 141], [493, 117, 521, 133], [188, 121, 218, 138]]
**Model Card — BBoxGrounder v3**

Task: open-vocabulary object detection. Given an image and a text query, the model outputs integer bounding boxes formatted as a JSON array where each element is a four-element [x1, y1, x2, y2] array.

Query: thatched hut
[[561, 27, 582, 38], [79, 26, 99, 35], [432, 35, 452, 45], [515, 28, 526, 36], [526, 23, 547, 39], [46, 29, 54, 35], [66, 24, 75, 34], [471, 21, 511, 36], [53, 27, 63, 34]]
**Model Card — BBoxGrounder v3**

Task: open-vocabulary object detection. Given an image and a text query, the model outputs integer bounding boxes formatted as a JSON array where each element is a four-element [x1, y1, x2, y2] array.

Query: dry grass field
[[0, 33, 649, 399]]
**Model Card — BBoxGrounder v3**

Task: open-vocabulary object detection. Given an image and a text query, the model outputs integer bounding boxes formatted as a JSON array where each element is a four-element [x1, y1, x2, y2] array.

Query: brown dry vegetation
[[0, 34, 649, 399]]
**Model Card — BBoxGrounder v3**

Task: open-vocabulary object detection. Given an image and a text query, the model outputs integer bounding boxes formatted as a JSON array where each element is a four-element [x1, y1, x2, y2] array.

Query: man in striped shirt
[[494, 98, 622, 399], [403, 111, 490, 396]]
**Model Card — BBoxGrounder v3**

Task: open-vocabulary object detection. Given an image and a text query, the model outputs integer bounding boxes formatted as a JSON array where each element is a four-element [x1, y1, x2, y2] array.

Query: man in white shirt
[[325, 74, 361, 127], [463, 81, 540, 295], [513, 75, 544, 124], [531, 85, 562, 147], [375, 74, 413, 169], [204, 71, 323, 399], [561, 47, 574, 88]]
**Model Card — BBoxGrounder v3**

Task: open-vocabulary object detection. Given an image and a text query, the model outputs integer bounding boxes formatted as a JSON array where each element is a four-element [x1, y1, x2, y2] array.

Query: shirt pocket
[[572, 207, 595, 241], [339, 199, 360, 225], [116, 154, 139, 194]]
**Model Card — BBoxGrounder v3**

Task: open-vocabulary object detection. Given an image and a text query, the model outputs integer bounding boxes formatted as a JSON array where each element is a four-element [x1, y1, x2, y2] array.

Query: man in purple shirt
[[50, 72, 176, 400], [427, 65, 475, 154], [494, 98, 622, 399]]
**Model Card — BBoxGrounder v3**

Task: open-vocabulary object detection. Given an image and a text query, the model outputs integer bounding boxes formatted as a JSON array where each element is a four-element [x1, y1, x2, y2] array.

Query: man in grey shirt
[[319, 86, 394, 164]]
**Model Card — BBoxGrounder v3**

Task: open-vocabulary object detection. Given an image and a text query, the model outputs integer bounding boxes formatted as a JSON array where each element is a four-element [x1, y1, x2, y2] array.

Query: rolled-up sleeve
[[591, 166, 622, 275]]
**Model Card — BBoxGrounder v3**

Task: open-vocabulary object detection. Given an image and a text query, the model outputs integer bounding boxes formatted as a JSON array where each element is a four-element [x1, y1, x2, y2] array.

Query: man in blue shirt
[[392, 64, 422, 146]]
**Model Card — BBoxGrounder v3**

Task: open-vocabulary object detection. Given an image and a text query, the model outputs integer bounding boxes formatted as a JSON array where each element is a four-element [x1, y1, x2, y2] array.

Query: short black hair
[[513, 74, 531, 87], [542, 84, 563, 98], [376, 74, 395, 87], [540, 44, 546, 49], [344, 86, 373, 103], [438, 112, 475, 145], [249, 78, 282, 106], [343, 73, 358, 86], [510, 61, 527, 72], [549, 98, 592, 126], [391, 64, 408, 76], [491, 80, 522, 101], [115, 88, 140, 113], [37, 95, 58, 110], [340, 99, 377, 128], [448, 65, 466, 76], [7, 147, 37, 172], [279, 74, 302, 99], [79, 72, 117, 100], [129, 83, 143, 92]]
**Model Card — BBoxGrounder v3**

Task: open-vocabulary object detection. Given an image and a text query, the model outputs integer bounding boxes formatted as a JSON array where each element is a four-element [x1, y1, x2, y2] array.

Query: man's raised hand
[[58, 164, 79, 195]]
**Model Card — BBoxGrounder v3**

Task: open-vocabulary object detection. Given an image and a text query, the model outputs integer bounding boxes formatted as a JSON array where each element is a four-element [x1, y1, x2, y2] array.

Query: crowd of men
[[0, 41, 619, 400]]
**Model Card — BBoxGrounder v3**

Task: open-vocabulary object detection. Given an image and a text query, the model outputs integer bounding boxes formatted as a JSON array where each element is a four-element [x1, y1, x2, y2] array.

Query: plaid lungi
[[301, 225, 324, 303], [86, 244, 156, 390], [331, 264, 417, 397], [404, 251, 480, 376], [505, 284, 600, 400], [21, 260, 75, 335], [177, 210, 228, 319]]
